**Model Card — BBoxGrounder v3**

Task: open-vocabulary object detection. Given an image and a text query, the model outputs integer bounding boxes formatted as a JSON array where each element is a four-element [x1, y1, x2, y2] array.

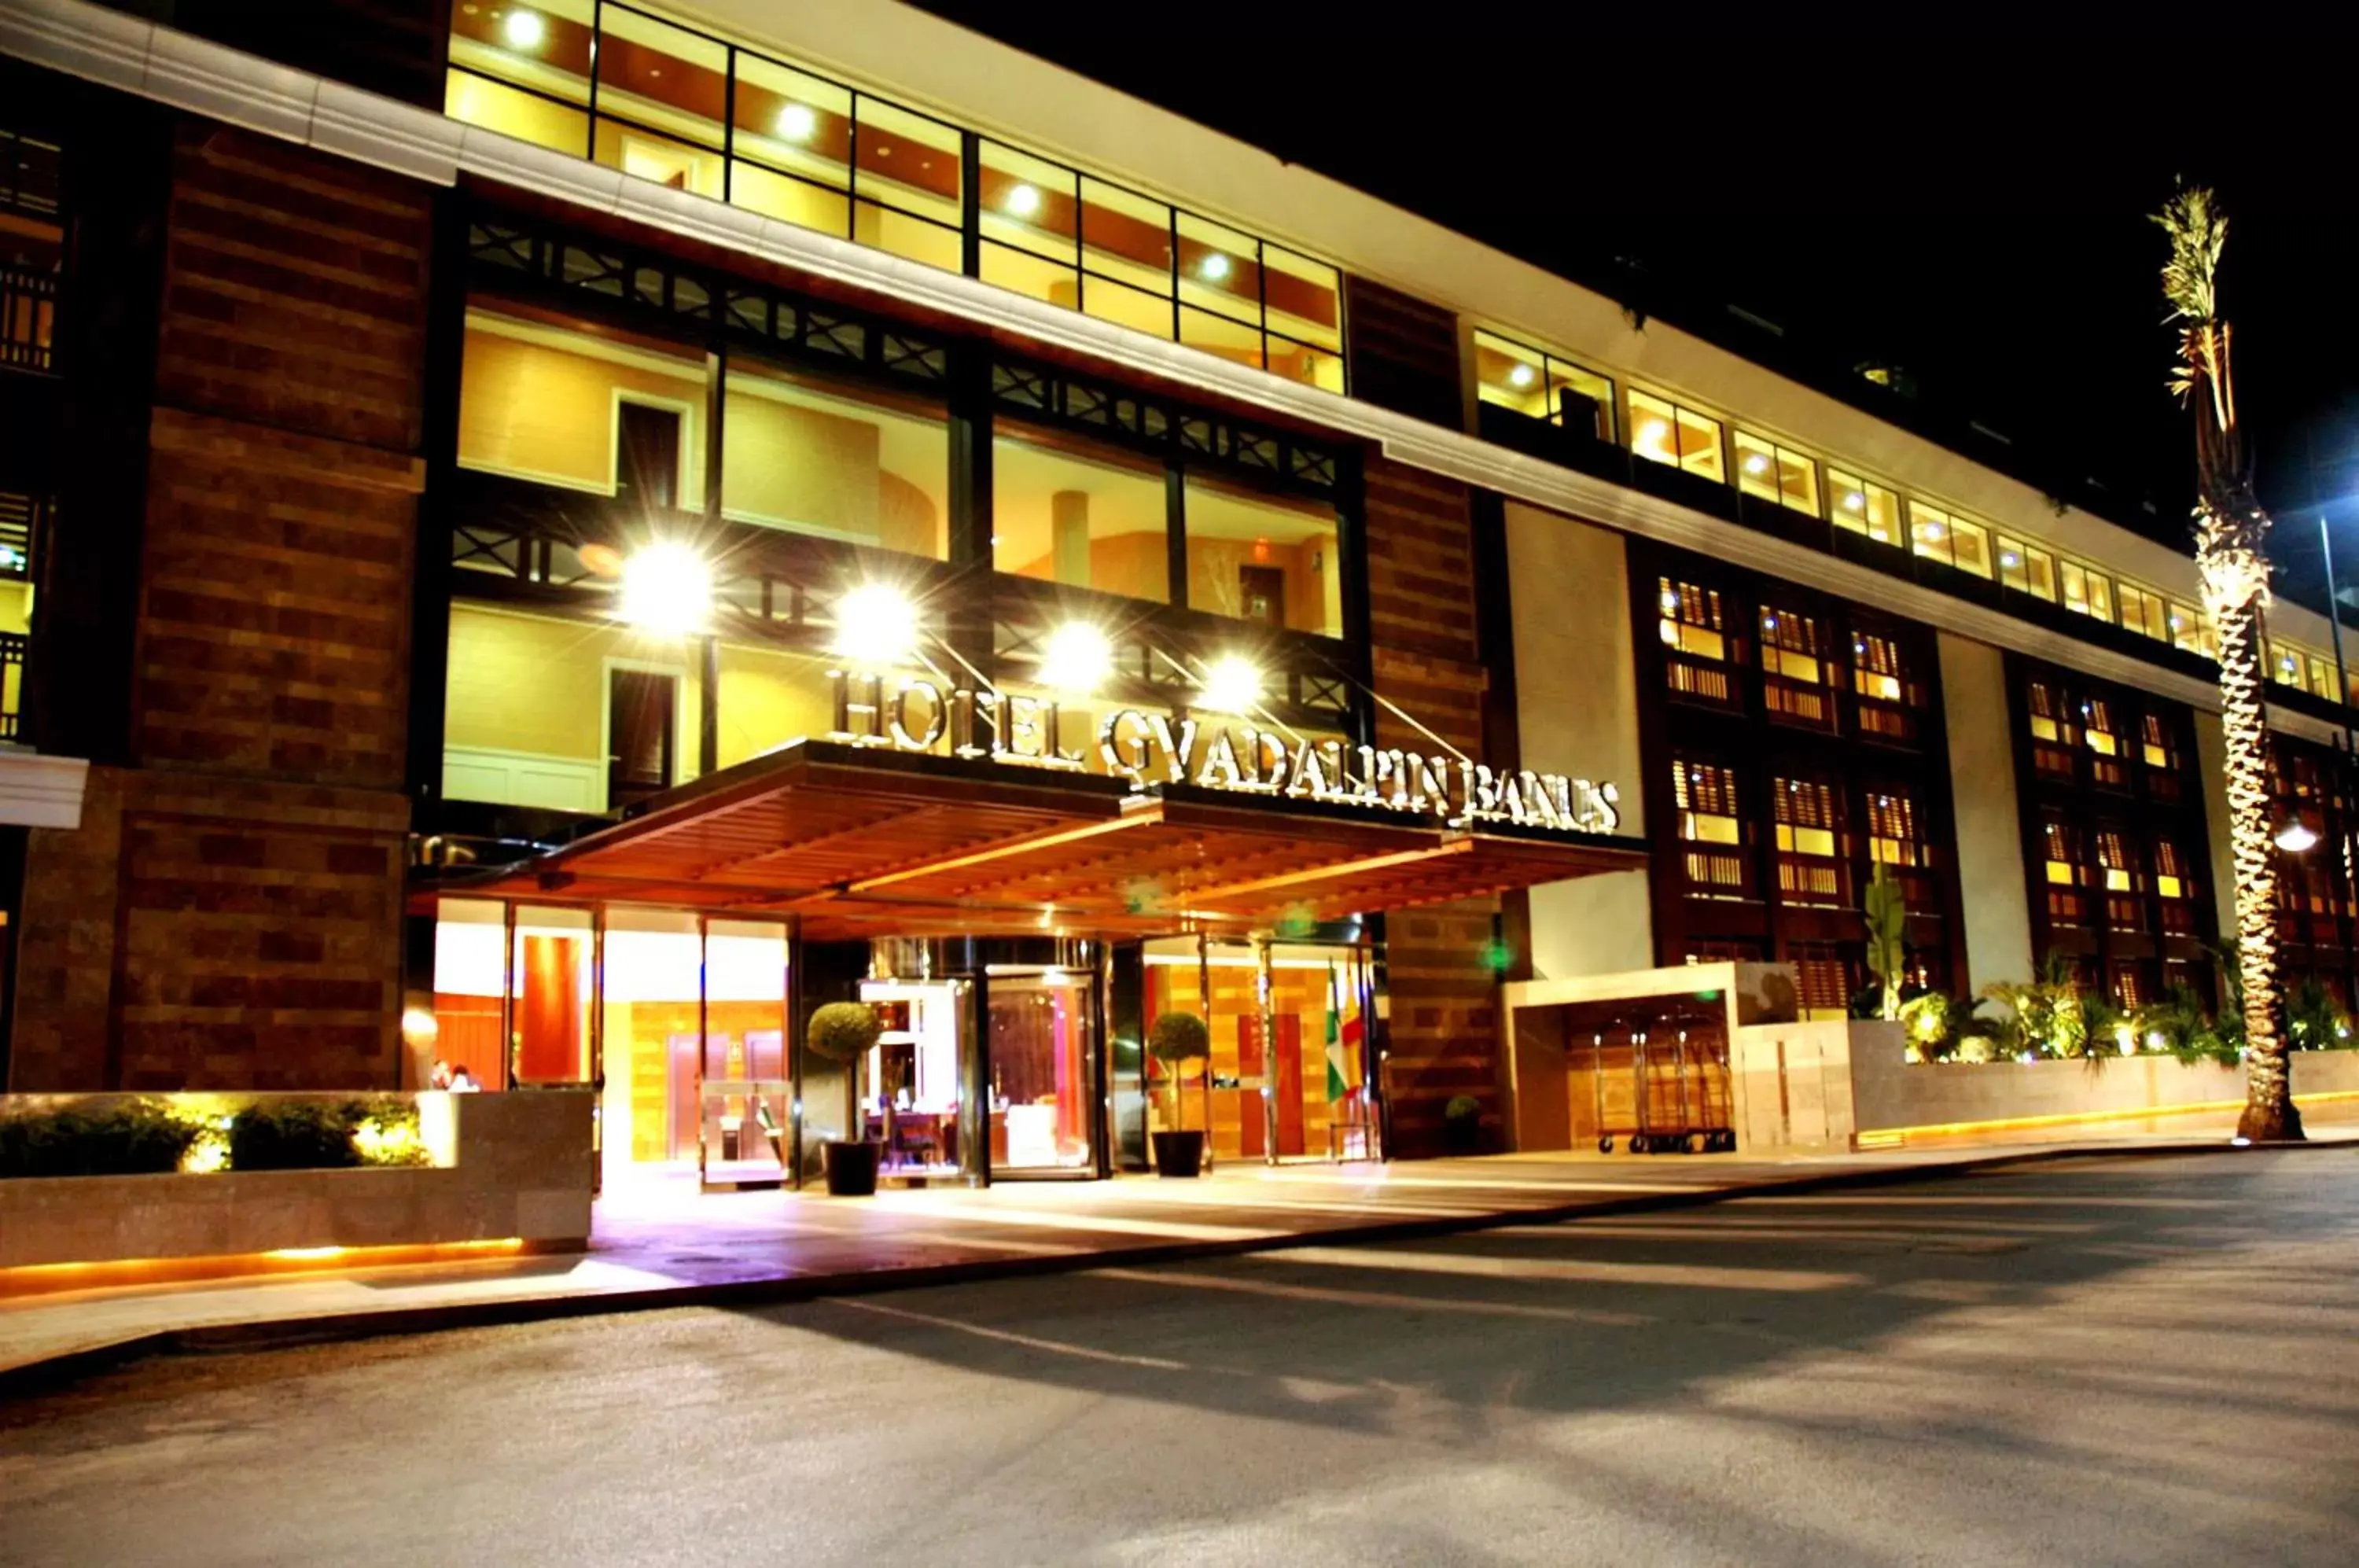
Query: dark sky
[[916, 2, 2359, 618]]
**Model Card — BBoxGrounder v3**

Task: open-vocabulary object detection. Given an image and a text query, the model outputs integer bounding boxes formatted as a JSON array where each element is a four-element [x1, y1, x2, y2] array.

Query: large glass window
[[2059, 559, 2114, 623], [1628, 390, 1725, 482], [1733, 431, 1820, 515], [1183, 474, 1341, 635], [445, 0, 594, 155], [993, 426, 1170, 603], [589, 5, 727, 201], [722, 363, 951, 558], [1827, 469, 1901, 544], [1473, 329, 1614, 443], [728, 55, 854, 236], [1673, 757, 1748, 896], [1997, 536, 2057, 600], [1907, 500, 1990, 578], [457, 308, 708, 510]]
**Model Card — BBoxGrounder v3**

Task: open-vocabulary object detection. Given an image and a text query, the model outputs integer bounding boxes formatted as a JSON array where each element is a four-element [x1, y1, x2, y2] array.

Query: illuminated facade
[[1, 0, 2355, 1176]]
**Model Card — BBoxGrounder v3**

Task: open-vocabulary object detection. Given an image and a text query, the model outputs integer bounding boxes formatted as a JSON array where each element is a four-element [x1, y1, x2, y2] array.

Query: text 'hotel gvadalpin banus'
[[2, 0, 2355, 1194]]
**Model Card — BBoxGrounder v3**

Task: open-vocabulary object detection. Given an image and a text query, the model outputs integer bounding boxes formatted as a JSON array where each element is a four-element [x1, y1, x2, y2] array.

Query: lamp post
[[2320, 513, 2355, 754]]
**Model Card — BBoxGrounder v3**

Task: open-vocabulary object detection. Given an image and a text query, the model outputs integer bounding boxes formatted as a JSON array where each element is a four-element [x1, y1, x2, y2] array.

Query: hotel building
[[2, 0, 2354, 1187]]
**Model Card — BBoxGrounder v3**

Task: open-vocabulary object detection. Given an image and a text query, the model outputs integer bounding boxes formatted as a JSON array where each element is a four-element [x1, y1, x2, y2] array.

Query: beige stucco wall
[[1504, 502, 1651, 978], [1849, 1038, 2359, 1137], [2191, 709, 2241, 940], [1938, 632, 2035, 992]]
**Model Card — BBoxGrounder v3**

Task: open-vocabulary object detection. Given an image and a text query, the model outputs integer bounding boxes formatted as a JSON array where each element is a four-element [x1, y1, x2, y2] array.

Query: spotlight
[[1006, 182, 1042, 219], [1844, 491, 1865, 513], [618, 543, 712, 639], [832, 582, 922, 668], [776, 102, 817, 142], [1743, 452, 1768, 475], [1201, 252, 1232, 282], [1037, 621, 1114, 694], [2275, 820, 2320, 853], [1507, 363, 1536, 389], [501, 7, 544, 50], [1197, 653, 1261, 716]]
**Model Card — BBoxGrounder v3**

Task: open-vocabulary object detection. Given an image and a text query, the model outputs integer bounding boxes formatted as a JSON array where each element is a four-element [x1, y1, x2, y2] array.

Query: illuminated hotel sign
[[827, 671, 1620, 834]]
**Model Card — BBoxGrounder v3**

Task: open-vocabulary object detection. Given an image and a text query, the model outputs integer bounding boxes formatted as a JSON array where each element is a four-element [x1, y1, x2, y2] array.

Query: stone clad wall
[[9, 124, 430, 1091], [1361, 452, 1502, 1157]]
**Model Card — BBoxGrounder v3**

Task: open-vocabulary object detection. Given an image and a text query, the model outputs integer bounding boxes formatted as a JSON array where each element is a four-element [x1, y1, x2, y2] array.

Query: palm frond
[[2155, 182, 2226, 326]]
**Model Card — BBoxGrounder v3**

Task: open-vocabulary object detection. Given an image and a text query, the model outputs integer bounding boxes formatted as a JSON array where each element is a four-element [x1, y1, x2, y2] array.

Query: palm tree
[[2155, 184, 2302, 1141]]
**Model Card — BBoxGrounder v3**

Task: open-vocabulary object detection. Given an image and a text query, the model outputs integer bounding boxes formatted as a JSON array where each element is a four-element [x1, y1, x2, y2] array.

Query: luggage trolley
[[1593, 1010, 1737, 1154]]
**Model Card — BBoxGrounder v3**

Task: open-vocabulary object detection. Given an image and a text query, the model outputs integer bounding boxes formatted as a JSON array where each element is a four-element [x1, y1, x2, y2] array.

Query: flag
[[1325, 960, 1349, 1102]]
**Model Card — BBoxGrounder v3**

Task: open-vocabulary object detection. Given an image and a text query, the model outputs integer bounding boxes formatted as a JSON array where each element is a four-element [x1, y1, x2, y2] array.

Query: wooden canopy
[[444, 740, 1646, 940]]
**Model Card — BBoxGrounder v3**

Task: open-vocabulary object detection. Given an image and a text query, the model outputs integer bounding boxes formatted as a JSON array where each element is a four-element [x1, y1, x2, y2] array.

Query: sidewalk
[[6, 1126, 2353, 1392]]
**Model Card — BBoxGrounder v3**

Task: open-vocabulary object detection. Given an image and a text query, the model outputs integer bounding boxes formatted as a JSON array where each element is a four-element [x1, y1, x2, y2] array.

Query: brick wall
[[9, 123, 429, 1090]]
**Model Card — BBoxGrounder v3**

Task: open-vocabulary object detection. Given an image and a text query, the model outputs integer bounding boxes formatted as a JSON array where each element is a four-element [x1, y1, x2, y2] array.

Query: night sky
[[915, 3, 2359, 617]]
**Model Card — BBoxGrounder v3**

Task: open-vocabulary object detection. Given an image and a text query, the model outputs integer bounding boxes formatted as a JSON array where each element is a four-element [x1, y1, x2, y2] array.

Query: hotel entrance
[[419, 736, 1645, 1194]]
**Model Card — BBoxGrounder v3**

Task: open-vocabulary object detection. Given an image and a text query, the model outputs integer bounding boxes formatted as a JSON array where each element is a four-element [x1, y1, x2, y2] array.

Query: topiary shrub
[[227, 1099, 370, 1172], [805, 1001, 883, 1065], [0, 1099, 204, 1178], [1146, 1010, 1211, 1069]]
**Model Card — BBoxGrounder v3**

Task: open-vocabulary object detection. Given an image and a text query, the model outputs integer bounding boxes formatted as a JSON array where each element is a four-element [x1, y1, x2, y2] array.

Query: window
[[1733, 432, 1820, 514], [2155, 838, 2197, 933], [2097, 828, 2145, 932], [2043, 817, 2091, 926], [993, 426, 1168, 603], [1759, 605, 1832, 727], [2310, 655, 2342, 703], [2140, 712, 2184, 800], [1673, 759, 1748, 896], [2082, 696, 2126, 790], [2059, 560, 2114, 623], [1473, 330, 1614, 443], [1827, 469, 1901, 545], [1907, 501, 1990, 578], [2026, 680, 2078, 781], [2169, 602, 2204, 653], [2271, 642, 2305, 688], [1852, 631, 1918, 740], [1997, 536, 2057, 600], [1, 126, 62, 374], [1183, 473, 1341, 635], [1658, 578, 1735, 705], [1628, 390, 1725, 482], [1788, 944, 1854, 1019], [1866, 791, 1923, 869], [443, 6, 1344, 385], [722, 362, 951, 558], [1772, 777, 1845, 907], [457, 308, 708, 510], [2121, 584, 2173, 642]]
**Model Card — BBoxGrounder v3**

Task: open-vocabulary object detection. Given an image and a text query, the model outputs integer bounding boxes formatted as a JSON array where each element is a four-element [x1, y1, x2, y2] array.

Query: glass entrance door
[[986, 966, 1098, 1176]]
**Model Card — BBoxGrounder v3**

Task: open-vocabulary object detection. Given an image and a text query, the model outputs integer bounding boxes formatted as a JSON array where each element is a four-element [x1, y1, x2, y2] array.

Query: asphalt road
[[5, 1150, 2357, 1567]]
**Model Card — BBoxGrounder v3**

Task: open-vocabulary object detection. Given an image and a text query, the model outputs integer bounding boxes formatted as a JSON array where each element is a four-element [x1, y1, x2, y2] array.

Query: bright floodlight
[[619, 542, 712, 639], [1038, 621, 1113, 694], [502, 8, 545, 50], [1197, 653, 1261, 716], [833, 582, 922, 668], [776, 102, 818, 142], [2275, 819, 2320, 853]]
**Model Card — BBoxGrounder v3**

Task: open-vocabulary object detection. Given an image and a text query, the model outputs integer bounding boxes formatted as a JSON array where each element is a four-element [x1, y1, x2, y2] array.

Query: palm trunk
[[2209, 558, 2302, 1141]]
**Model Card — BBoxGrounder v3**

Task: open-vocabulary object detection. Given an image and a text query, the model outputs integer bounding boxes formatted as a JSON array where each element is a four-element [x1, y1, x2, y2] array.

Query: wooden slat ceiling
[[447, 740, 1646, 939]]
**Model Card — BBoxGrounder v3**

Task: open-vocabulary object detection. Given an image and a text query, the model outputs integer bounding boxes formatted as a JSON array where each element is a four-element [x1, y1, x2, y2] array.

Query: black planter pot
[[1441, 1117, 1481, 1157], [822, 1139, 880, 1196], [1151, 1129, 1207, 1178]]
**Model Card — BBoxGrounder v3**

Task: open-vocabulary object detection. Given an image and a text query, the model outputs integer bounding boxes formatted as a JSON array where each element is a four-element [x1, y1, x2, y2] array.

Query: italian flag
[[1325, 961, 1349, 1102]]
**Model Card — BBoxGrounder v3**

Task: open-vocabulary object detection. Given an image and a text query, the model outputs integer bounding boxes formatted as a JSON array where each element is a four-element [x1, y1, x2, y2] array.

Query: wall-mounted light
[[619, 542, 712, 639], [2275, 820, 2320, 853], [1037, 621, 1113, 694], [1743, 452, 1768, 475], [833, 582, 922, 668], [1507, 363, 1536, 389], [1201, 252, 1232, 282], [1005, 182, 1043, 219], [501, 7, 545, 50], [776, 102, 817, 142], [1197, 653, 1261, 716]]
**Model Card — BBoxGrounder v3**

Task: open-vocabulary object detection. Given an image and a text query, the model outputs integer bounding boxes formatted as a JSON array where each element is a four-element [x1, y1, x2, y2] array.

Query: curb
[[3, 1138, 2346, 1397]]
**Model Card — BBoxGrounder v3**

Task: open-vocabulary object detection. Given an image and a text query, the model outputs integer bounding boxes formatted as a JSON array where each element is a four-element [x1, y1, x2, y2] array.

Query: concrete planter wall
[[0, 1091, 594, 1269], [1849, 1035, 2359, 1139]]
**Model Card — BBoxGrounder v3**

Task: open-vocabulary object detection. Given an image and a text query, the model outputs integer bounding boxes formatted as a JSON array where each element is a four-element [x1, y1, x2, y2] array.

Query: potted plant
[[805, 1001, 883, 1195], [1146, 1010, 1212, 1177], [1441, 1095, 1483, 1156]]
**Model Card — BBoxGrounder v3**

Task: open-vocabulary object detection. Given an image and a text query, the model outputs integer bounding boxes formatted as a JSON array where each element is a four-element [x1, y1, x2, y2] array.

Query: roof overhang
[[437, 740, 1647, 940]]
